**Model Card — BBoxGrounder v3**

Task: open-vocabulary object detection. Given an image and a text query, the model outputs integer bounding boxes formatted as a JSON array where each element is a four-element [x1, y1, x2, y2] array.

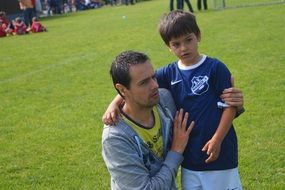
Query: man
[[102, 51, 194, 189]]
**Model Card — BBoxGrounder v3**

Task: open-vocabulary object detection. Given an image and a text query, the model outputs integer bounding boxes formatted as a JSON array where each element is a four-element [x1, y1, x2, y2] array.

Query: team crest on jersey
[[191, 76, 209, 95]]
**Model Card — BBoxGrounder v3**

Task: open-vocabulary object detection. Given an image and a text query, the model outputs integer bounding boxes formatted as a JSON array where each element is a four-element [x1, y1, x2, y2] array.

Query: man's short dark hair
[[110, 51, 149, 96], [159, 10, 201, 46]]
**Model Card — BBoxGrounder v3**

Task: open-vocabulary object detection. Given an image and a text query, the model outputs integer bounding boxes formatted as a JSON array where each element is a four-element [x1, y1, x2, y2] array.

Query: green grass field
[[0, 0, 284, 189]]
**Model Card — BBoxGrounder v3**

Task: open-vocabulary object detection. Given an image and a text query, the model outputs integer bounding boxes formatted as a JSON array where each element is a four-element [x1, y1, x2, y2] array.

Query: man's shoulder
[[158, 88, 172, 99]]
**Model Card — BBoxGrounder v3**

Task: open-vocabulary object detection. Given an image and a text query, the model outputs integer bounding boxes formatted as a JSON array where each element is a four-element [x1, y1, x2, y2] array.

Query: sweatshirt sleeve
[[102, 127, 183, 190]]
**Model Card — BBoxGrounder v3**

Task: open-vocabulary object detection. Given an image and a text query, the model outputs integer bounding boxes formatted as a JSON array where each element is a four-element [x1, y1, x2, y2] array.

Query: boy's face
[[168, 33, 200, 66]]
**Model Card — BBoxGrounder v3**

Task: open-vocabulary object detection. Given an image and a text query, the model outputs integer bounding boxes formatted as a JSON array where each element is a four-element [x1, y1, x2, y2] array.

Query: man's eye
[[140, 80, 147, 86]]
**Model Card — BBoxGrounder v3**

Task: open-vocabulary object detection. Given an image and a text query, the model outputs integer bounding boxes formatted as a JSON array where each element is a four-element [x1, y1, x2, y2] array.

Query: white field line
[[0, 55, 89, 84]]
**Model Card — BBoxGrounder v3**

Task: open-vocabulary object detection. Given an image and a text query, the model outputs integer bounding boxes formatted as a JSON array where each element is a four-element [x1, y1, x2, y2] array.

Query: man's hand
[[220, 76, 244, 110], [171, 109, 194, 154]]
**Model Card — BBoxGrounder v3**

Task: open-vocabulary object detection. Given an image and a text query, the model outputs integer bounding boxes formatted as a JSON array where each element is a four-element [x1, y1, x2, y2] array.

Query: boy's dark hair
[[159, 10, 201, 46], [110, 51, 149, 97]]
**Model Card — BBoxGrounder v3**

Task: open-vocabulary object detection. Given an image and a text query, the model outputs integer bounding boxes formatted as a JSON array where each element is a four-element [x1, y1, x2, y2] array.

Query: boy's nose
[[181, 43, 187, 51]]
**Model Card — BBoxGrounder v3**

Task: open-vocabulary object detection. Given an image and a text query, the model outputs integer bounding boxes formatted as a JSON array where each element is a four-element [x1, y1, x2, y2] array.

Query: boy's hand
[[171, 109, 194, 154], [102, 102, 121, 125], [202, 137, 222, 163]]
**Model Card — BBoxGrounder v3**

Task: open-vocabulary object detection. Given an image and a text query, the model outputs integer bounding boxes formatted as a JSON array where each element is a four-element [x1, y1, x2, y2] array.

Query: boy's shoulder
[[202, 56, 229, 71], [158, 61, 178, 71]]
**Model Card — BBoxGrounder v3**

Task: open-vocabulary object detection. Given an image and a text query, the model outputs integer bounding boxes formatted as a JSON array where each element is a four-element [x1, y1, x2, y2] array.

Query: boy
[[102, 10, 244, 190], [156, 10, 242, 189]]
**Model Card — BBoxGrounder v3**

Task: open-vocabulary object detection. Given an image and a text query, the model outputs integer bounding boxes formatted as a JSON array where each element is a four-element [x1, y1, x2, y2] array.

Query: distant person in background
[[75, 0, 87, 10], [63, 0, 73, 12], [170, 0, 174, 11], [170, 0, 193, 13], [0, 11, 10, 28], [0, 11, 13, 35], [170, 0, 181, 11], [177, 0, 183, 10], [30, 17, 47, 33], [125, 0, 134, 6], [109, 0, 117, 6], [54, 0, 62, 14], [184, 0, 194, 13], [31, 0, 37, 15], [12, 17, 28, 35], [18, 0, 34, 27], [0, 20, 7, 37], [197, 0, 207, 10]]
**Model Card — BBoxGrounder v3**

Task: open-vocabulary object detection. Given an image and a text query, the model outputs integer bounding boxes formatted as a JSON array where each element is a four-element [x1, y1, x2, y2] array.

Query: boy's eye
[[171, 43, 179, 48], [186, 38, 192, 42]]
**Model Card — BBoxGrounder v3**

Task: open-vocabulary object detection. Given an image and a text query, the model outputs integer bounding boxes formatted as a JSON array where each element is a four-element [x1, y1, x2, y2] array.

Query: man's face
[[168, 33, 200, 65], [124, 61, 159, 109]]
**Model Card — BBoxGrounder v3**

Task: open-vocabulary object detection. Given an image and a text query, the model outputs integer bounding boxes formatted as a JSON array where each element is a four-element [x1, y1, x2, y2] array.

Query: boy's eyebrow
[[170, 33, 195, 42]]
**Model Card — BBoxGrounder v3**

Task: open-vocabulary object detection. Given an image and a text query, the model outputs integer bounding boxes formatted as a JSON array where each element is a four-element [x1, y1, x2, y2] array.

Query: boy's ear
[[197, 33, 201, 42]]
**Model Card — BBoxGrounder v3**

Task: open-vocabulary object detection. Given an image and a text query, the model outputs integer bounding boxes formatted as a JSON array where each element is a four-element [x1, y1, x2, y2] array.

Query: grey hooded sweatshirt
[[102, 88, 183, 190]]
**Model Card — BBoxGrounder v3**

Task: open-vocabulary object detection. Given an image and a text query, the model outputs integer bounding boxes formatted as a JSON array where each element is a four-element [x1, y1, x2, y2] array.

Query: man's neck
[[122, 104, 154, 128]]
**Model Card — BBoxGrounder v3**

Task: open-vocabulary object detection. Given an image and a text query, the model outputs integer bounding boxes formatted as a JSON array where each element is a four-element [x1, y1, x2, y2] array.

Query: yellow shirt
[[123, 106, 163, 159]]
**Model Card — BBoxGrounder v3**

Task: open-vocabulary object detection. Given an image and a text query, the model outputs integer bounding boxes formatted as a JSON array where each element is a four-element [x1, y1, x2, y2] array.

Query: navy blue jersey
[[156, 55, 238, 171]]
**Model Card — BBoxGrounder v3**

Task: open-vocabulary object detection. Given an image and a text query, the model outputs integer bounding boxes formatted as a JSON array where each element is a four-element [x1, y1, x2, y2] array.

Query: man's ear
[[115, 83, 127, 97]]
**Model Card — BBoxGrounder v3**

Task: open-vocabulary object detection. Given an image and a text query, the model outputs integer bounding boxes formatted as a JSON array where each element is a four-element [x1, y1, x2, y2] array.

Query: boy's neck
[[180, 54, 203, 67]]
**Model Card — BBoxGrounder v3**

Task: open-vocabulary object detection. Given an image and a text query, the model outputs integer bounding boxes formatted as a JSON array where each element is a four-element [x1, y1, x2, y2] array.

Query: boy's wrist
[[235, 107, 245, 118], [212, 133, 224, 145]]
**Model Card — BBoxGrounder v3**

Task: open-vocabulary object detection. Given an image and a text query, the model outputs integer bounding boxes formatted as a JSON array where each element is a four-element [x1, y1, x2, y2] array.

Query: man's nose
[[151, 78, 159, 89]]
